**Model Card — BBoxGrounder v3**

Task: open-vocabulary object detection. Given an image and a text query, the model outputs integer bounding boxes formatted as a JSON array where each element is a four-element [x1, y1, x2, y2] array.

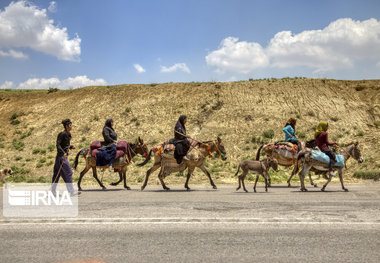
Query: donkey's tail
[[256, 144, 265, 161], [234, 164, 241, 177], [293, 151, 306, 174], [74, 149, 87, 170], [137, 149, 152, 167]]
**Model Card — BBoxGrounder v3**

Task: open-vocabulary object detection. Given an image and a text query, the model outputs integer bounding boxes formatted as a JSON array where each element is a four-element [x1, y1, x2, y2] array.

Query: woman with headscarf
[[315, 122, 338, 175], [173, 115, 191, 164], [97, 119, 117, 167], [52, 119, 79, 196], [283, 118, 302, 152]]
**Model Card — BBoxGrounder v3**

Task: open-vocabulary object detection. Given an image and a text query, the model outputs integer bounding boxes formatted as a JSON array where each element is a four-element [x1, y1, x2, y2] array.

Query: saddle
[[90, 141, 128, 159], [152, 138, 200, 160]]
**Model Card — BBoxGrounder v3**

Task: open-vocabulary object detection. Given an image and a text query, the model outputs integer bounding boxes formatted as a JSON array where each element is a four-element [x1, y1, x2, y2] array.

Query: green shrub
[[11, 119, 20, 125], [15, 156, 22, 161], [39, 157, 46, 163], [47, 87, 59, 93], [81, 136, 86, 142], [40, 149, 46, 155], [374, 121, 380, 127], [36, 163, 43, 168], [244, 146, 250, 151], [131, 117, 138, 122], [11, 166, 30, 175], [32, 148, 41, 154], [263, 129, 275, 139], [251, 136, 257, 143], [12, 139, 24, 151], [38, 176, 48, 183], [357, 130, 364, 136], [0, 143, 4, 148], [48, 144, 55, 152], [92, 115, 99, 121], [353, 170, 380, 181], [46, 161, 54, 166], [297, 132, 306, 139], [135, 120, 140, 126], [296, 114, 301, 119], [125, 107, 131, 113], [25, 158, 32, 162]]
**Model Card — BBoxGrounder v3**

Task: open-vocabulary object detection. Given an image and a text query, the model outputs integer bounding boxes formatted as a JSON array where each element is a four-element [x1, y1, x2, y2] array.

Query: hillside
[[1, 78, 380, 187]]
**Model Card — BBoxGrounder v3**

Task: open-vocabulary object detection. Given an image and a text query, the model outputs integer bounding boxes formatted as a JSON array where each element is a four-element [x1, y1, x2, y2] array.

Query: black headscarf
[[174, 115, 187, 140], [104, 119, 114, 130]]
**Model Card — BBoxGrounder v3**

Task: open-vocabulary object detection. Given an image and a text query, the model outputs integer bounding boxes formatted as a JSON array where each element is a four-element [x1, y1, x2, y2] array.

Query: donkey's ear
[[354, 141, 358, 146], [138, 136, 142, 143], [217, 136, 221, 143]]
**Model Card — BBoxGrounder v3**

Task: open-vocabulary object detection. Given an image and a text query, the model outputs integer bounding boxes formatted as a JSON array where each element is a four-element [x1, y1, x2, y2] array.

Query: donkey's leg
[[123, 170, 131, 190], [287, 165, 298, 187], [298, 166, 310, 192], [308, 172, 318, 187], [239, 171, 248, 192], [236, 173, 242, 191], [264, 172, 269, 192], [267, 173, 272, 187], [158, 169, 170, 191], [337, 168, 348, 192], [184, 167, 195, 190], [253, 174, 259, 193], [198, 164, 217, 189], [92, 167, 106, 190], [321, 172, 334, 192], [141, 162, 161, 191], [77, 166, 90, 191], [110, 170, 123, 186]]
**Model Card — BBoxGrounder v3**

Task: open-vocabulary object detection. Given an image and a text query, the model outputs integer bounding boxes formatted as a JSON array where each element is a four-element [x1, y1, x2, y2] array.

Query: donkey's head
[[134, 137, 149, 158], [347, 142, 363, 163], [215, 137, 227, 161], [268, 158, 279, 172]]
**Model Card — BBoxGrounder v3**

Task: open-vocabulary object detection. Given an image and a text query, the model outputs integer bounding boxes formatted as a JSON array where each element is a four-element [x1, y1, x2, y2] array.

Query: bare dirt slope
[[0, 78, 379, 186]]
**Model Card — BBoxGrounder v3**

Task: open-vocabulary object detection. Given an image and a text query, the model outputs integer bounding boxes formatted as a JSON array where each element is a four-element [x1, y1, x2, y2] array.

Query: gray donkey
[[235, 158, 279, 192]]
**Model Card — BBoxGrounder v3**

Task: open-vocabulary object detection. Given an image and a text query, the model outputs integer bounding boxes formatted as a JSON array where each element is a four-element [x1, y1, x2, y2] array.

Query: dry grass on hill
[[0, 78, 379, 187]]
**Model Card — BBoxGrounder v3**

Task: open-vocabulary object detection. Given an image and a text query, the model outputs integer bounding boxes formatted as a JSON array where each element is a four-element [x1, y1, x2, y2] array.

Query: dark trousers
[[52, 156, 74, 193], [174, 140, 190, 164], [289, 139, 302, 152], [322, 148, 336, 172]]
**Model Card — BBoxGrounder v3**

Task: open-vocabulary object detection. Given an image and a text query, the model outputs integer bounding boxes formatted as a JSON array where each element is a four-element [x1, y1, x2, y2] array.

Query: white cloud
[[133, 64, 146, 73], [161, 63, 191, 73], [206, 18, 380, 74], [0, 81, 14, 89], [0, 49, 28, 59], [0, 1, 80, 61], [17, 76, 107, 90], [48, 1, 57, 13], [206, 37, 269, 74]]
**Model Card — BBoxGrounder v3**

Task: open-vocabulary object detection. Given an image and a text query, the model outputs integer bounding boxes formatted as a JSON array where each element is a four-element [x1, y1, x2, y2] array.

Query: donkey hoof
[[186, 187, 191, 191], [125, 186, 131, 190], [343, 188, 349, 192], [287, 183, 291, 187], [141, 186, 145, 191], [164, 187, 170, 191], [213, 185, 217, 190], [321, 187, 325, 192], [314, 184, 318, 188], [102, 187, 107, 190]]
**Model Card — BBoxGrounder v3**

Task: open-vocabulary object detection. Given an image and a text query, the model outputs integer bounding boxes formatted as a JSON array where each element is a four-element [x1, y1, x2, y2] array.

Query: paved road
[[1, 182, 380, 262]]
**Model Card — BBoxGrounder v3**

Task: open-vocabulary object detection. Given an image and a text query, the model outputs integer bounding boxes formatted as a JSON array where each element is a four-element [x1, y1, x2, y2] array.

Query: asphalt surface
[[1, 182, 380, 263]]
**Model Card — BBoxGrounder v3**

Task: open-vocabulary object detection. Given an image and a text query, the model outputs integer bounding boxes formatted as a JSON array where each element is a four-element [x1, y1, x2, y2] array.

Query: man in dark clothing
[[52, 119, 79, 196], [173, 115, 191, 164]]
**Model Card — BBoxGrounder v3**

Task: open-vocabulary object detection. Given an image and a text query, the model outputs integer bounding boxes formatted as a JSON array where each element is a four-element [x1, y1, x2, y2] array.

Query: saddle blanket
[[91, 149, 125, 159], [90, 141, 129, 159], [311, 150, 345, 167]]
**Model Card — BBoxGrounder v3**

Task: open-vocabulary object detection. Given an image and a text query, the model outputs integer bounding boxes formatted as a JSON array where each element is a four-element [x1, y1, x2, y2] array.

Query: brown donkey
[[138, 137, 227, 191], [235, 158, 279, 192], [74, 137, 149, 190]]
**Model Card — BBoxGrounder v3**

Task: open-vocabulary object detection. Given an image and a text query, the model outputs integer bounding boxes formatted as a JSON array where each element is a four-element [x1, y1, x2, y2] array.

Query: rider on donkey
[[173, 115, 191, 164], [97, 119, 118, 169], [315, 122, 338, 176], [283, 118, 302, 152]]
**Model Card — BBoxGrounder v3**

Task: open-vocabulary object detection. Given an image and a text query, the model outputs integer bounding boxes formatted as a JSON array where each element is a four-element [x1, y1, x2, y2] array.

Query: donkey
[[74, 137, 149, 191], [235, 158, 279, 193], [138, 137, 227, 191], [296, 142, 363, 192], [256, 142, 318, 188], [0, 168, 13, 183]]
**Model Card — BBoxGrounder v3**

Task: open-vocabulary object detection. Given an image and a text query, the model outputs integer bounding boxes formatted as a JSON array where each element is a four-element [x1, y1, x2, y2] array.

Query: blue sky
[[1, 0, 380, 89]]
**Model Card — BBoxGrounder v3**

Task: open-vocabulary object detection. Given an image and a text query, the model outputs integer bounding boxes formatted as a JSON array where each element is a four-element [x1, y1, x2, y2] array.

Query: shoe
[[70, 191, 81, 196], [108, 166, 112, 172], [330, 173, 336, 177], [183, 157, 190, 162]]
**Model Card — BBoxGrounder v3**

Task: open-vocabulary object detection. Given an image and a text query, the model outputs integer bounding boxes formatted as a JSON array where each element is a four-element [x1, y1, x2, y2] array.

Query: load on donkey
[[138, 115, 227, 190]]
